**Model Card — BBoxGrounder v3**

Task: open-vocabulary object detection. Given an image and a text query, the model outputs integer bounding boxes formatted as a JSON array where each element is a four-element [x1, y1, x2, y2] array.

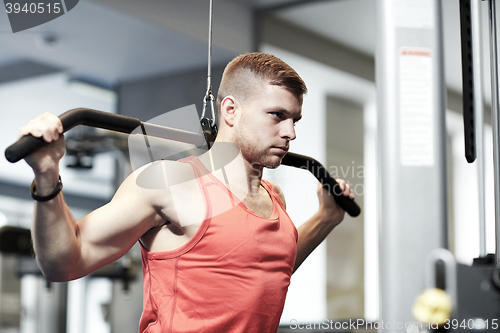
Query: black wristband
[[31, 176, 63, 202]]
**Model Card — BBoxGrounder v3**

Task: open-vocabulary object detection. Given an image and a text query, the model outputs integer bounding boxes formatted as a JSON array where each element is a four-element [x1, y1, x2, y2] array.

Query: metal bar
[[5, 108, 361, 216], [4, 108, 202, 163], [141, 122, 205, 146], [471, 0, 486, 257], [488, 0, 500, 264], [376, 0, 448, 330], [208, 0, 213, 84], [201, 0, 215, 122], [460, 0, 477, 163], [282, 152, 361, 217]]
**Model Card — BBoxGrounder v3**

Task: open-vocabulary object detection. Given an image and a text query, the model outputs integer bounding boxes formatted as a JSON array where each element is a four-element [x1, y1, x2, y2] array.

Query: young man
[[18, 53, 353, 332]]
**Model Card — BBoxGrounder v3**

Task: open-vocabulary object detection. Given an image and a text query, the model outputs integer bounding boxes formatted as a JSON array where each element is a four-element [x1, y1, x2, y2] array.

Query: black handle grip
[[282, 152, 361, 217], [5, 135, 48, 164], [5, 108, 142, 163]]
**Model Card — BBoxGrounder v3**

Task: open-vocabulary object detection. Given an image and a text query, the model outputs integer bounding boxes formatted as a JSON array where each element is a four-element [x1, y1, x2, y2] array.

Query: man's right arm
[[32, 171, 165, 282], [21, 113, 165, 282]]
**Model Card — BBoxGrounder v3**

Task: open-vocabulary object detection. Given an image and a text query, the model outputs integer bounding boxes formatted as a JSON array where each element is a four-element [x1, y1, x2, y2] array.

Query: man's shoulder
[[131, 159, 196, 189], [264, 179, 280, 191], [264, 180, 286, 209], [115, 160, 198, 209]]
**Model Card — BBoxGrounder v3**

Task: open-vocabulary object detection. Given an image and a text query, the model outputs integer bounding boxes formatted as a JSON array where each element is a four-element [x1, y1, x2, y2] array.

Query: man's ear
[[220, 96, 237, 127]]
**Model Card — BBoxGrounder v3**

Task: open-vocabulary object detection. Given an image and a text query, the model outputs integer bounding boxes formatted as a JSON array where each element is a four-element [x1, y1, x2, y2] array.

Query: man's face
[[232, 83, 302, 169]]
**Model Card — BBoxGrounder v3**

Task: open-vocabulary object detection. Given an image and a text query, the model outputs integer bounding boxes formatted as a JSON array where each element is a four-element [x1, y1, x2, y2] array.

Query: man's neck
[[198, 140, 264, 197], [242, 158, 264, 196]]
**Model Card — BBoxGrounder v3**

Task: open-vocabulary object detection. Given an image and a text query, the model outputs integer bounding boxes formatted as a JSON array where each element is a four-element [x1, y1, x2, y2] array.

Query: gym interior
[[0, 0, 499, 332]]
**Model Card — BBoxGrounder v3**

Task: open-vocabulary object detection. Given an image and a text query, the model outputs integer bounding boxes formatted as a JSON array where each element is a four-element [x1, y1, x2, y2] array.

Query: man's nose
[[281, 119, 296, 141]]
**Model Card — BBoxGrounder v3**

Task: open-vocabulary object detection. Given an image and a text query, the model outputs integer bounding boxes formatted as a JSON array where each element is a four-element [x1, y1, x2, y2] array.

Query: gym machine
[[378, 0, 500, 331], [4, 108, 361, 218]]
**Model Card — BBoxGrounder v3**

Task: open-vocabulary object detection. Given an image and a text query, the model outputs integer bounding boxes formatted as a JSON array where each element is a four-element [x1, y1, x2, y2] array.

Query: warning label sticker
[[399, 48, 434, 166]]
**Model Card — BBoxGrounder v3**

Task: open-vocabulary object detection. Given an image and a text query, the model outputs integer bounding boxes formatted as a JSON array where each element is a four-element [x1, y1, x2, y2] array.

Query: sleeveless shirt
[[139, 156, 298, 333]]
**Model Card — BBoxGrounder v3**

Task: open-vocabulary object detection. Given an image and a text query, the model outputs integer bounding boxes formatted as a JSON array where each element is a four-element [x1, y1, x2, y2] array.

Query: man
[[18, 53, 354, 332]]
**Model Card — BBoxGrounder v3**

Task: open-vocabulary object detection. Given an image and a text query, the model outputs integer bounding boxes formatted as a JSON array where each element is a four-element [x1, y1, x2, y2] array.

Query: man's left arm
[[270, 180, 354, 273]]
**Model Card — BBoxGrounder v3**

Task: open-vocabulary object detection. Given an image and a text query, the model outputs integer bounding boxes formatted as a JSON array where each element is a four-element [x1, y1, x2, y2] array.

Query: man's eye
[[271, 112, 282, 118]]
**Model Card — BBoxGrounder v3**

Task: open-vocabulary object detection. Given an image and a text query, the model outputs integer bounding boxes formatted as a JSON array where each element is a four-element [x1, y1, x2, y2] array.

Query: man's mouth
[[272, 146, 289, 154]]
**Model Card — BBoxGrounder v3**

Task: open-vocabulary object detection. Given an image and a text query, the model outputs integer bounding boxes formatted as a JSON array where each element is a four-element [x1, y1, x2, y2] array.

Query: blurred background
[[0, 0, 496, 332]]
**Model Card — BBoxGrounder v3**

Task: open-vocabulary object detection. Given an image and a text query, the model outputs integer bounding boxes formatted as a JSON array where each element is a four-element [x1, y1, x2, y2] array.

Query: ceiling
[[0, 0, 496, 98], [0, 0, 244, 86]]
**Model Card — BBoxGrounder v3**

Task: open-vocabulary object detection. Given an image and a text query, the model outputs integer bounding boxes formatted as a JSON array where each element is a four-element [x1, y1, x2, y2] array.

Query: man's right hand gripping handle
[[19, 112, 65, 191], [18, 112, 77, 281]]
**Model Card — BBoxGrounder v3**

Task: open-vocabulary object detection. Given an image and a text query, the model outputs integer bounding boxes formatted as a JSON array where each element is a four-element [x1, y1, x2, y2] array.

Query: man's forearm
[[293, 210, 342, 273], [32, 171, 81, 281]]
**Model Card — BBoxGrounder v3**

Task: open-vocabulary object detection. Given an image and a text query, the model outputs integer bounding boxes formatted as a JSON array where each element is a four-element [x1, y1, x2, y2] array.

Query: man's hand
[[316, 179, 354, 226], [18, 112, 65, 176]]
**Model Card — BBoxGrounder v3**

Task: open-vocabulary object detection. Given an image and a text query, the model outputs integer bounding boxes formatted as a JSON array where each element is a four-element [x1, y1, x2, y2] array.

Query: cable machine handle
[[5, 108, 142, 163], [282, 152, 361, 217], [5, 108, 361, 217]]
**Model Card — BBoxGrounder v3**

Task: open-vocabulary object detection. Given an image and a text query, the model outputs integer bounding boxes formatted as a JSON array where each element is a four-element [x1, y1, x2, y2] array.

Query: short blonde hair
[[216, 53, 307, 114]]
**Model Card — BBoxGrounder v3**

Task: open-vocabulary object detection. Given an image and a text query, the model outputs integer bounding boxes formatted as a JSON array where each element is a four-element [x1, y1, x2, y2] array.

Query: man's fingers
[[45, 112, 64, 134], [318, 179, 355, 200], [335, 179, 355, 199], [18, 112, 63, 142], [344, 183, 351, 196], [39, 112, 63, 141]]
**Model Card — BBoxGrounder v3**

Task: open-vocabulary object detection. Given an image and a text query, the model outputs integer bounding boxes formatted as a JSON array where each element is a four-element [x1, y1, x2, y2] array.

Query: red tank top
[[139, 156, 298, 333]]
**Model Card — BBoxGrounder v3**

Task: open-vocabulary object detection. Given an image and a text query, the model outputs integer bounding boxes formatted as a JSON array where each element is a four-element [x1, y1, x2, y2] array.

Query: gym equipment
[[404, 0, 500, 331], [199, 0, 218, 148], [4, 108, 361, 217], [376, 0, 448, 329], [486, 0, 500, 264], [460, 0, 487, 257], [0, 226, 32, 256]]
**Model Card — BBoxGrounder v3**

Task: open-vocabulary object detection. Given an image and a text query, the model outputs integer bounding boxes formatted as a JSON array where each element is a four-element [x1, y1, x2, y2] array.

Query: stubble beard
[[233, 128, 282, 170]]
